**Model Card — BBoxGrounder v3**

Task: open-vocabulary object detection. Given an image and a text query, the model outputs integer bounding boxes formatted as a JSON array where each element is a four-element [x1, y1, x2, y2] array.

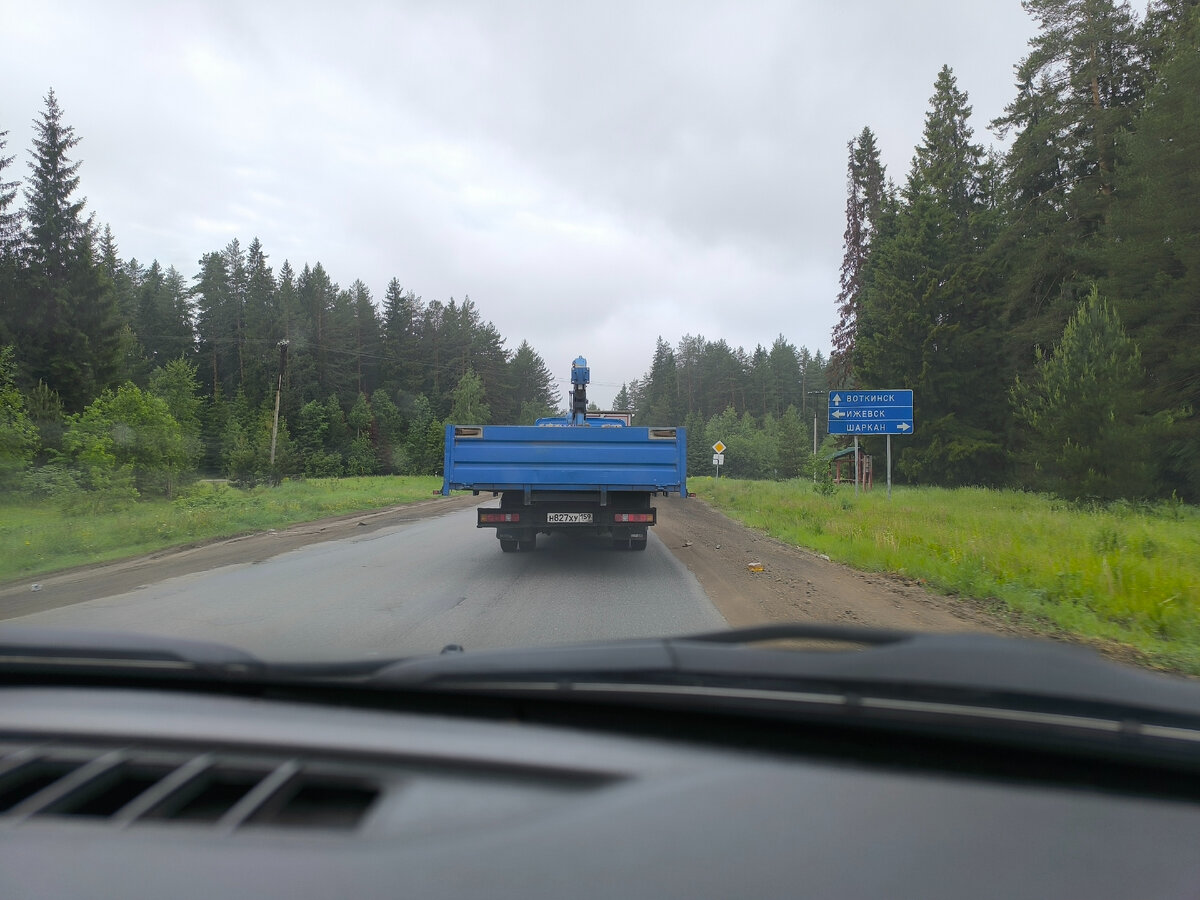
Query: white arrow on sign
[[831, 394, 842, 406], [897, 422, 911, 432], [831, 410, 846, 418]]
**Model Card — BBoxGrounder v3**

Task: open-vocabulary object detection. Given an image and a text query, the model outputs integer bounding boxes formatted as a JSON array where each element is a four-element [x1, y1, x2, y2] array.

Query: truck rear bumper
[[477, 506, 657, 531]]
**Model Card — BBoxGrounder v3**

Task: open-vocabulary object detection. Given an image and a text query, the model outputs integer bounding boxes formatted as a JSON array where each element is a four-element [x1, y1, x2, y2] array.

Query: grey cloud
[[1, 0, 1035, 405]]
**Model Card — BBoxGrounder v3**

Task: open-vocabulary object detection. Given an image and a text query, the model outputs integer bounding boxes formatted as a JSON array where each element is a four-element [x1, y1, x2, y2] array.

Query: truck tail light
[[614, 513, 654, 523], [480, 512, 520, 523]]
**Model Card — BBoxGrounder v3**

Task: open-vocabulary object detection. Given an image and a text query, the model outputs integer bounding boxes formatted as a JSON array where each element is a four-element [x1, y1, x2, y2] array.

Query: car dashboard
[[4, 679, 1200, 900]]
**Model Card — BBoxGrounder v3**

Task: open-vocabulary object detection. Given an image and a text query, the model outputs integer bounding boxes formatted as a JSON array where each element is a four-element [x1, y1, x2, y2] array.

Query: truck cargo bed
[[441, 425, 687, 495]]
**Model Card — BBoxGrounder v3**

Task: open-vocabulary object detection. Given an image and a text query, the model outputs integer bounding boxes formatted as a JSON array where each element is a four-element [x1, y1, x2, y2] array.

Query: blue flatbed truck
[[441, 357, 687, 552]]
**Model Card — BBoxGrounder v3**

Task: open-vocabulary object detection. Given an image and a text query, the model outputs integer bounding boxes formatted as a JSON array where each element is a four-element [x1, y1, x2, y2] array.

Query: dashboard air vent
[[0, 743, 381, 832]]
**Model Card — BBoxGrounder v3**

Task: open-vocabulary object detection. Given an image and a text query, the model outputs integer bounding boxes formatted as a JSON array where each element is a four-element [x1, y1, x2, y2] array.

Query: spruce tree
[[831, 127, 890, 386], [349, 279, 380, 398], [0, 130, 19, 255], [0, 130, 22, 346], [612, 384, 630, 412], [856, 67, 1005, 484], [135, 261, 194, 366], [380, 278, 422, 394], [193, 250, 231, 396], [19, 90, 122, 410], [241, 237, 279, 405], [1105, 3, 1200, 498], [639, 337, 680, 426], [508, 340, 559, 421]]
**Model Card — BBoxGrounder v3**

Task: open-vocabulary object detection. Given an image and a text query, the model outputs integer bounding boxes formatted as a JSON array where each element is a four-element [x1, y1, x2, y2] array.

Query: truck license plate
[[546, 512, 592, 524]]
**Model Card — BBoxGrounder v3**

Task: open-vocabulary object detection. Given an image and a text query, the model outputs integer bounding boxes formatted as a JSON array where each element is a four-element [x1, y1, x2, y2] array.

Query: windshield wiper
[[5, 622, 1200, 736], [0, 626, 266, 679], [369, 623, 1200, 727]]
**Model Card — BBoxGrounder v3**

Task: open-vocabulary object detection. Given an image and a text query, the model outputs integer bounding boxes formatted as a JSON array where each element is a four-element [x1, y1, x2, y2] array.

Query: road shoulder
[[0, 493, 484, 620], [655, 494, 1014, 635]]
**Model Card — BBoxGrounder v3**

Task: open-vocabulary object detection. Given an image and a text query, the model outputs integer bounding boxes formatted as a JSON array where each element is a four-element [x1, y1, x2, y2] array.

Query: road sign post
[[827, 390, 913, 499], [887, 434, 892, 500], [712, 441, 726, 479]]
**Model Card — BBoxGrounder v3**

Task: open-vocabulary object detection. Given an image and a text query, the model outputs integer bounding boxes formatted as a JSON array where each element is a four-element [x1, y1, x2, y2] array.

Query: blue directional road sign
[[828, 389, 914, 435]]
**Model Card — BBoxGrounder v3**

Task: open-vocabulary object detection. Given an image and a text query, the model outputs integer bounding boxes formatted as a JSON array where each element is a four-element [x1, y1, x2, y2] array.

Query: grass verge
[[692, 477, 1200, 673], [0, 476, 443, 583]]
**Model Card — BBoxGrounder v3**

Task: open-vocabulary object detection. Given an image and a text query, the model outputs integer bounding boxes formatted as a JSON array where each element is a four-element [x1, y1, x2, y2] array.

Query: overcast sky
[[2, 1, 1040, 406]]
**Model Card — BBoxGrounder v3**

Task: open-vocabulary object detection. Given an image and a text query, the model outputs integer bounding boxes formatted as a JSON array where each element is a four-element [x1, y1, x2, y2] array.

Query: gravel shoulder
[[655, 494, 1015, 636]]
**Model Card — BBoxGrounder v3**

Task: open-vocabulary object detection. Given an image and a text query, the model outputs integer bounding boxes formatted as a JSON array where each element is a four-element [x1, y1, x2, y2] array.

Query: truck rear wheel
[[500, 539, 519, 553], [630, 536, 648, 551]]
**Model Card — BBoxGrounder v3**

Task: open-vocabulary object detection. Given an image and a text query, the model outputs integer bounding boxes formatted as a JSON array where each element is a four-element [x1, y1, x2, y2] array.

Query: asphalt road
[[3, 504, 727, 661]]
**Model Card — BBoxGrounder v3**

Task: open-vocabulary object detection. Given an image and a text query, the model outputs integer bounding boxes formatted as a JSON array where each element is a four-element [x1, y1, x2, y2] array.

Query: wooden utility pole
[[270, 340, 289, 465]]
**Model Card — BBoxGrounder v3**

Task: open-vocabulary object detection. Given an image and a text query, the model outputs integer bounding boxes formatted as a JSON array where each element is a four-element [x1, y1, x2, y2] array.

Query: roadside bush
[[20, 462, 81, 500], [64, 383, 192, 497], [345, 434, 379, 476], [172, 481, 243, 511], [809, 438, 838, 496], [305, 450, 344, 478], [0, 346, 39, 489], [223, 409, 295, 487]]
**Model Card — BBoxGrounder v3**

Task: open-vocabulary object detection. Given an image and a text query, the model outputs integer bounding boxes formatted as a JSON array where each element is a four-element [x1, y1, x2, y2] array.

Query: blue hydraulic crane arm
[[569, 355, 590, 425]]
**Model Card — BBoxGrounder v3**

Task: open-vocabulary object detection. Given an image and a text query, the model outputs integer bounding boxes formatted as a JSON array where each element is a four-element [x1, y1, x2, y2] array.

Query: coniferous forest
[[1, 0, 1198, 505], [0, 91, 562, 497], [622, 0, 1200, 502]]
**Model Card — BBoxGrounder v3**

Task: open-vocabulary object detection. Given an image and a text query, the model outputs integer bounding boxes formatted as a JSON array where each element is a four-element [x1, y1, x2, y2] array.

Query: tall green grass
[[0, 477, 443, 583], [693, 477, 1200, 672]]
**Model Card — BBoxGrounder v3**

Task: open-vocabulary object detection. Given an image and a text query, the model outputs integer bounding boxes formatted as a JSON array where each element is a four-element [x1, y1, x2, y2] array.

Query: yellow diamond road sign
[[712, 441, 726, 454]]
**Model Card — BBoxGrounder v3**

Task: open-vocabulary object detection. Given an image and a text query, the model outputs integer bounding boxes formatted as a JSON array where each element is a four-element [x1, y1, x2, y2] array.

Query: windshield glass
[[0, 1, 1196, 674]]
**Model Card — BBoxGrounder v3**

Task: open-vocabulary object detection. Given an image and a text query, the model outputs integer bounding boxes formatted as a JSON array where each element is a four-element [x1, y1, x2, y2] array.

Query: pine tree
[[1011, 286, 1162, 498], [992, 0, 1146, 362]]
